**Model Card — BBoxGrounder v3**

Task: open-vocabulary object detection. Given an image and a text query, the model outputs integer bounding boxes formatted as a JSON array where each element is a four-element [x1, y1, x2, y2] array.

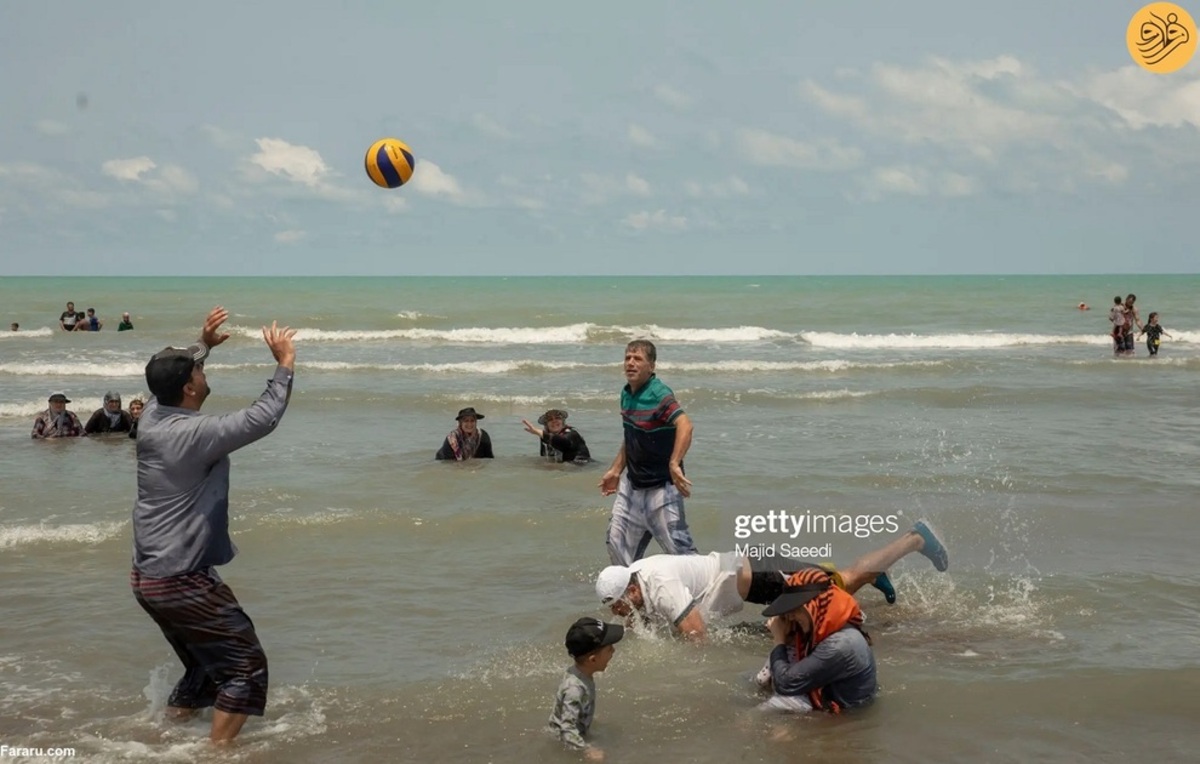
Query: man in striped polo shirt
[[599, 339, 699, 565]]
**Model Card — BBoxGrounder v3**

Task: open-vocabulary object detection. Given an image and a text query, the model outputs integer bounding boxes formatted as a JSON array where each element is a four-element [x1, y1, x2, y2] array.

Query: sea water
[[1, 275, 1198, 762]]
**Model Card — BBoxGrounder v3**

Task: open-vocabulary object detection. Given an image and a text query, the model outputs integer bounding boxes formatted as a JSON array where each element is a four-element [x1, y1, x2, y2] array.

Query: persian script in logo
[[1127, 3, 1197, 73]]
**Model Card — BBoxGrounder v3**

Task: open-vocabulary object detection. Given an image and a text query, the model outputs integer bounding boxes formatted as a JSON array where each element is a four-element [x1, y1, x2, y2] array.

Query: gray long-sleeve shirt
[[546, 665, 595, 751], [768, 627, 877, 710], [132, 365, 293, 578]]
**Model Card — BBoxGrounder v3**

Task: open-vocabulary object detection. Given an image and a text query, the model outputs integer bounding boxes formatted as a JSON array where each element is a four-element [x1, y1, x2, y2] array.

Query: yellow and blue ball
[[364, 138, 415, 189]]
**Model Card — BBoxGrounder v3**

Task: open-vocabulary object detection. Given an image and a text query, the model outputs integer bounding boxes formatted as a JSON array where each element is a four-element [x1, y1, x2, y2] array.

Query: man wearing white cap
[[31, 392, 83, 438], [595, 520, 949, 641]]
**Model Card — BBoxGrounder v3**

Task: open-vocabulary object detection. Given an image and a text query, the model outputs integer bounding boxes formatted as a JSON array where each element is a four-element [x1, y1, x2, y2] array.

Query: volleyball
[[364, 138, 415, 189]]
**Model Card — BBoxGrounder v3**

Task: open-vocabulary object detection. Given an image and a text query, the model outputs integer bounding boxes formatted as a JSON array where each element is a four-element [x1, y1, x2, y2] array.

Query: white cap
[[596, 563, 643, 603]]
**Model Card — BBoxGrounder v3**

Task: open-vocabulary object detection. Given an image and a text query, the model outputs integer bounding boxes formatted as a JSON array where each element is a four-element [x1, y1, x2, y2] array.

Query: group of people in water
[[544, 339, 953, 759], [55, 300, 134, 332], [25, 305, 948, 754], [1105, 293, 1171, 357], [434, 405, 592, 464], [30, 390, 143, 438]]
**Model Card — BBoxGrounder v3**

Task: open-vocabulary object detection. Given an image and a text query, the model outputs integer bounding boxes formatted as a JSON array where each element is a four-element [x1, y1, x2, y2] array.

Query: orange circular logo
[[1127, 3, 1197, 73]]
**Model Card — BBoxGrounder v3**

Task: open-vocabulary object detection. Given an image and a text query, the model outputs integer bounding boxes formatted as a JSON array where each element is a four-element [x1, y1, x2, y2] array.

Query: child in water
[[1137, 312, 1172, 357]]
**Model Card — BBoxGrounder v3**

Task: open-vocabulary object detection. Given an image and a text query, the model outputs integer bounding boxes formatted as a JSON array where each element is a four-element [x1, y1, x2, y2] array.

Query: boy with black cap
[[547, 617, 624, 760]]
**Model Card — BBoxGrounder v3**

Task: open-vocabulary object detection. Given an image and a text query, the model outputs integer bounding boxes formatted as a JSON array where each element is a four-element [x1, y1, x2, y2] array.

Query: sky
[[1, 0, 1198, 276]]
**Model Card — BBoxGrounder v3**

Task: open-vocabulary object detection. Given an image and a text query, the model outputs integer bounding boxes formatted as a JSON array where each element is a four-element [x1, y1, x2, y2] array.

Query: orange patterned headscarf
[[784, 567, 871, 712]]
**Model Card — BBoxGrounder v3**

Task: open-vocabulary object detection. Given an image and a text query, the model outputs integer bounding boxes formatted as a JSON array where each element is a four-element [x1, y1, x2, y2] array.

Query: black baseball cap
[[564, 617, 624, 658], [144, 343, 209, 401]]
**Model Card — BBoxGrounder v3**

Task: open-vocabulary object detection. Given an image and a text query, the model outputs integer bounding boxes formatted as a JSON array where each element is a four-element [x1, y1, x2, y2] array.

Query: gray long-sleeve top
[[546, 665, 595, 751], [768, 627, 877, 710], [132, 365, 293, 578]]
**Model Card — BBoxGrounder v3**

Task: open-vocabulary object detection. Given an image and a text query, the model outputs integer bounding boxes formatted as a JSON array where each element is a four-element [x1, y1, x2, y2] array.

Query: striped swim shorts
[[131, 566, 268, 716]]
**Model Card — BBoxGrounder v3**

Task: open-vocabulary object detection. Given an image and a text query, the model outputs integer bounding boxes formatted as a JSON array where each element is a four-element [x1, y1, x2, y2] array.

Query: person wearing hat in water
[[435, 407, 495, 461], [758, 565, 877, 714], [130, 306, 296, 743], [31, 391, 84, 438], [594, 520, 949, 643], [521, 408, 591, 464], [547, 617, 624, 759], [84, 391, 134, 434], [118, 312, 134, 331]]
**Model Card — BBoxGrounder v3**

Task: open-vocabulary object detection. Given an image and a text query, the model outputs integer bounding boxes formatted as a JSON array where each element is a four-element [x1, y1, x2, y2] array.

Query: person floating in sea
[[522, 408, 591, 464], [435, 407, 494, 460], [84, 391, 134, 434], [31, 391, 84, 438], [118, 312, 134, 331]]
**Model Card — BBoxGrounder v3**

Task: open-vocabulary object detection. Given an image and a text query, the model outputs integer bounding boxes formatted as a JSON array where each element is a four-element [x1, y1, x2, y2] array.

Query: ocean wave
[[801, 332, 1122, 349], [1, 392, 148, 418], [0, 327, 54, 339], [0, 362, 146, 377], [0, 520, 126, 549], [228, 322, 793, 345]]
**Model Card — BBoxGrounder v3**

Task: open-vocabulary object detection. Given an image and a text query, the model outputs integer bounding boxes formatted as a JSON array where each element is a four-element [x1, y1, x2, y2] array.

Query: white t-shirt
[[633, 551, 744, 626]]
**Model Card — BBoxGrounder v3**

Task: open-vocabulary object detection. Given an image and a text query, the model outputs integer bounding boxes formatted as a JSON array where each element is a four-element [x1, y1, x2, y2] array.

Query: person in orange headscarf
[[759, 566, 877, 714]]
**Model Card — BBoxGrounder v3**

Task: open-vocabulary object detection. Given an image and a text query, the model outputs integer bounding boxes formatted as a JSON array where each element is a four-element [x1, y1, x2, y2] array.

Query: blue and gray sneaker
[[913, 519, 949, 572], [871, 572, 896, 604]]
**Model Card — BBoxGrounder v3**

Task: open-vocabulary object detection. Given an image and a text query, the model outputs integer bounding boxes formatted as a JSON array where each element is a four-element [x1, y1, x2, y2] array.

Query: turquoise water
[[1, 275, 1198, 762]]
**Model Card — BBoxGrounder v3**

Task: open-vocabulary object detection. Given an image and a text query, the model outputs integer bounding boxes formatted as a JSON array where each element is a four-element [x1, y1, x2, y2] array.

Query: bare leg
[[210, 710, 249, 743], [839, 531, 924, 593]]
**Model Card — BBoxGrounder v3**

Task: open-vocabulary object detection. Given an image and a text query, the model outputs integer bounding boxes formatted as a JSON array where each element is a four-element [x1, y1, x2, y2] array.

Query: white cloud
[[248, 138, 331, 187], [735, 128, 863, 171], [628, 124, 657, 148], [684, 176, 750, 198], [940, 172, 978, 197], [410, 159, 466, 202], [155, 164, 198, 194], [1076, 68, 1200, 129], [623, 209, 688, 231], [472, 113, 513, 140], [35, 120, 69, 136], [580, 173, 653, 204], [201, 124, 242, 150], [102, 157, 156, 181], [101, 158, 197, 195], [274, 229, 306, 243], [797, 54, 1193, 194], [653, 84, 693, 110], [855, 166, 982, 201], [625, 173, 651, 196], [382, 195, 409, 213], [0, 162, 109, 209]]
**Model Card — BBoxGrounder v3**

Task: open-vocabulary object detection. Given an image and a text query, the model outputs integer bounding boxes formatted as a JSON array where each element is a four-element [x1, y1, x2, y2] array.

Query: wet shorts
[[745, 561, 845, 606], [131, 566, 268, 716]]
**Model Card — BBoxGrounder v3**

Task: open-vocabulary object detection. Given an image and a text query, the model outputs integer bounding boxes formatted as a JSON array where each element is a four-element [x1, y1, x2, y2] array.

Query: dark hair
[[1113, 296, 1123, 305], [625, 339, 657, 364], [1148, 311, 1158, 320], [1126, 294, 1136, 303]]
